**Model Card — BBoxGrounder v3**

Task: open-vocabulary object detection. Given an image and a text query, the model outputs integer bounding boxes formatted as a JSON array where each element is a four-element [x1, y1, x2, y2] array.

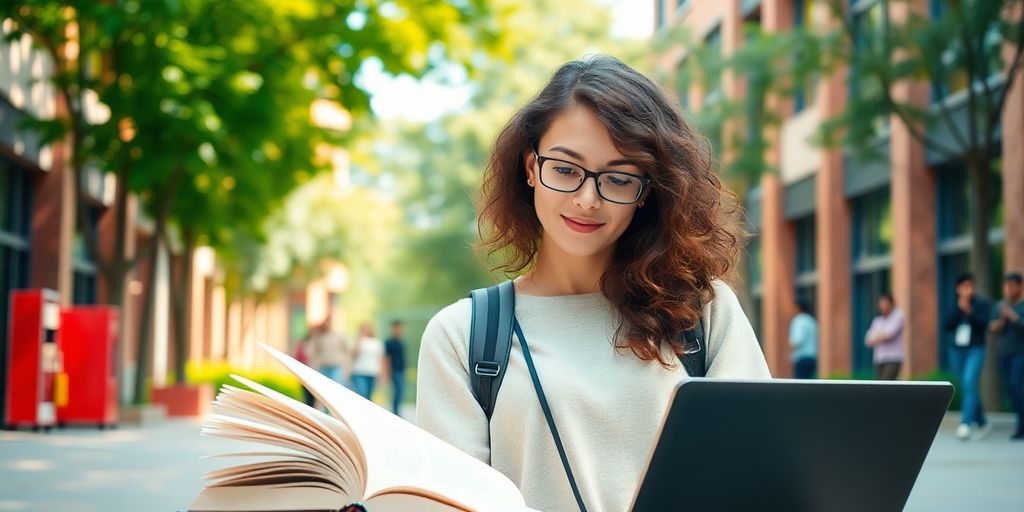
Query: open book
[[189, 343, 537, 512]]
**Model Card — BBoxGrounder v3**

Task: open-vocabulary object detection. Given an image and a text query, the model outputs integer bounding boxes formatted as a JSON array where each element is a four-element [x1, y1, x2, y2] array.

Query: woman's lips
[[562, 215, 605, 233]]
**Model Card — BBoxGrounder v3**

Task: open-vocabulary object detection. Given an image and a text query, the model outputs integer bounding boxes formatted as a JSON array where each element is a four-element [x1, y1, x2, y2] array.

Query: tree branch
[[954, 0, 982, 151], [989, 12, 1024, 138], [127, 165, 187, 269], [830, 0, 961, 161]]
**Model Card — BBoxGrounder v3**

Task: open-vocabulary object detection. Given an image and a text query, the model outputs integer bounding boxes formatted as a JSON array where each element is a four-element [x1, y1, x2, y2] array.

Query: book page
[[190, 485, 345, 512], [223, 378, 365, 487], [259, 343, 527, 510], [202, 382, 364, 496]]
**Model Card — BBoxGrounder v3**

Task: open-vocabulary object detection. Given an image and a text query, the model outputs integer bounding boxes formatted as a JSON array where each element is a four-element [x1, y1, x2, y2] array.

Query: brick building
[[652, 0, 1023, 391]]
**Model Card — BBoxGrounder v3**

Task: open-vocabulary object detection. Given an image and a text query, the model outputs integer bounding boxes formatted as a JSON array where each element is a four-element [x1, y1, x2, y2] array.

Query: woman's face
[[524, 104, 646, 260]]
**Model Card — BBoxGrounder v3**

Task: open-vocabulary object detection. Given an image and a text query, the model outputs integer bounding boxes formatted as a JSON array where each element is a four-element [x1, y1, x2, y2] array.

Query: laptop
[[630, 379, 954, 512]]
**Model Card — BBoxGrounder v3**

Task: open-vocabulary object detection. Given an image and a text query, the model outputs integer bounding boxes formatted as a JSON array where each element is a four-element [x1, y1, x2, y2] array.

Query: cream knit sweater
[[416, 280, 771, 512]]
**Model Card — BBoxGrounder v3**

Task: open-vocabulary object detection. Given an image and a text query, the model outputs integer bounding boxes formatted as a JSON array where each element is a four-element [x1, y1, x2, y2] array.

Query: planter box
[[150, 384, 214, 418], [120, 404, 167, 426]]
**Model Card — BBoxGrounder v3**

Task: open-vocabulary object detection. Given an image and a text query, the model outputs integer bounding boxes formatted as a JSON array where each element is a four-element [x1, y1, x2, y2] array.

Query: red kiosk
[[4, 289, 62, 431], [57, 307, 119, 428]]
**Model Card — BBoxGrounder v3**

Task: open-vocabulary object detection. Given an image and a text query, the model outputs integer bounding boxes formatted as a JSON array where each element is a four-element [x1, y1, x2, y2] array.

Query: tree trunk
[[169, 229, 195, 385], [131, 236, 161, 405], [966, 155, 992, 297]]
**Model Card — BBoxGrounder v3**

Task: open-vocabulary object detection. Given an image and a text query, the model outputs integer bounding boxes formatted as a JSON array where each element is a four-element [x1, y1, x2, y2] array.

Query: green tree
[[2, 0, 506, 403], [820, 0, 1023, 295], [667, 0, 1024, 296]]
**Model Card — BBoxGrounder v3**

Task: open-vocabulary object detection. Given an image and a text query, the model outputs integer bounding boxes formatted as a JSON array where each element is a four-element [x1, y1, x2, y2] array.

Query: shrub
[[186, 361, 304, 402]]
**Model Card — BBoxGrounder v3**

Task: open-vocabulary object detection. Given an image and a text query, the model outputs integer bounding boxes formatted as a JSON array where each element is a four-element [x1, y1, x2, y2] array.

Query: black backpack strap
[[468, 280, 516, 420], [679, 317, 707, 377]]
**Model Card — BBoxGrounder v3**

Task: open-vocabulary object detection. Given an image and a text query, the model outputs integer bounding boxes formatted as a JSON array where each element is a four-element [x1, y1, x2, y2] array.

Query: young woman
[[416, 55, 770, 512], [350, 322, 384, 400]]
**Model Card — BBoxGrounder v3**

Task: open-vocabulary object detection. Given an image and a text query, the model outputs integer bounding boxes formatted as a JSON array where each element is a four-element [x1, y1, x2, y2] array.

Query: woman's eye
[[606, 175, 633, 187], [555, 166, 578, 175]]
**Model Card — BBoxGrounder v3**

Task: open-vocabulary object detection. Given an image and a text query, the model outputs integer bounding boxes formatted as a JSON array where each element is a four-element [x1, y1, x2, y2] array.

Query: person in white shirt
[[865, 293, 905, 380], [350, 322, 384, 400], [416, 55, 770, 512]]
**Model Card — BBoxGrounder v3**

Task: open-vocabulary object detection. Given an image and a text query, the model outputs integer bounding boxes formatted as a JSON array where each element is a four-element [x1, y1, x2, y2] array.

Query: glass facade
[[794, 215, 817, 317], [851, 187, 893, 376], [72, 205, 99, 305], [0, 158, 32, 420]]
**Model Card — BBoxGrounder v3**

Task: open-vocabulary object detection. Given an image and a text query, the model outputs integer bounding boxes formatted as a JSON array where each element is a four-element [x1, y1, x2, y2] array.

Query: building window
[[852, 187, 893, 259], [1, 158, 32, 420], [935, 159, 1004, 243], [851, 187, 893, 376], [929, 0, 1003, 102], [72, 205, 100, 305], [793, 215, 818, 320], [849, 0, 889, 134]]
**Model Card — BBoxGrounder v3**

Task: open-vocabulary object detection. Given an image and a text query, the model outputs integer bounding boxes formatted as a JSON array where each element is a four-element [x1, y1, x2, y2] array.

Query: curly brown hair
[[477, 55, 743, 366]]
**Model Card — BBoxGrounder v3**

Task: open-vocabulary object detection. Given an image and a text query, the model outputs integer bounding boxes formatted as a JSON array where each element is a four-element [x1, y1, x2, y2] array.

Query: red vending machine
[[4, 289, 62, 431], [57, 306, 119, 428]]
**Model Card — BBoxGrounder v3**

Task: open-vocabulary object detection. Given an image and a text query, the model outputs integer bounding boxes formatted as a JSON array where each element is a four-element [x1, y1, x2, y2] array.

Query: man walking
[[944, 273, 992, 440], [989, 272, 1024, 440], [384, 320, 407, 416]]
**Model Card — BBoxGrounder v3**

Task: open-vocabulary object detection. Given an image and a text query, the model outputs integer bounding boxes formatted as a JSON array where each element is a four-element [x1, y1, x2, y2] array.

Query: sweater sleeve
[[415, 299, 492, 465], [704, 280, 772, 379]]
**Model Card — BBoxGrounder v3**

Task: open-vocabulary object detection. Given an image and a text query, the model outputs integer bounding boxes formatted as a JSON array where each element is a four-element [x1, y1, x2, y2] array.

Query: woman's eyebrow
[[547, 145, 639, 167]]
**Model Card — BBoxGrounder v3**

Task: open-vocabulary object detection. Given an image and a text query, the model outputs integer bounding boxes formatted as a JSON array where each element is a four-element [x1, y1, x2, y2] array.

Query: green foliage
[[818, 0, 1023, 161], [186, 360, 304, 402], [666, 0, 1023, 181], [669, 21, 842, 183], [2, 0, 512, 404], [1, 0, 509, 258]]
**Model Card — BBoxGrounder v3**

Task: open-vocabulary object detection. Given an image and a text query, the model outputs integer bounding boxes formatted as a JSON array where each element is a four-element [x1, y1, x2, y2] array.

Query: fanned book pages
[[189, 343, 538, 512]]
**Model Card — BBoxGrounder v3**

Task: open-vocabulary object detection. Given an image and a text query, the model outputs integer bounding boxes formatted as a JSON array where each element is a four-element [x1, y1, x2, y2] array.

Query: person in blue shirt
[[789, 299, 818, 379], [943, 272, 992, 440]]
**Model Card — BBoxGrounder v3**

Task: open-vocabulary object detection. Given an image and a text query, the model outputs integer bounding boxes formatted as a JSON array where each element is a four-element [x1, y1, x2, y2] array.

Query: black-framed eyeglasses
[[533, 150, 651, 205]]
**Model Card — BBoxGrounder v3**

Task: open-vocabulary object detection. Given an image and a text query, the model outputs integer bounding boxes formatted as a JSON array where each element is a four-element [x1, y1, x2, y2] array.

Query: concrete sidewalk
[[0, 412, 1021, 511], [905, 413, 1024, 511]]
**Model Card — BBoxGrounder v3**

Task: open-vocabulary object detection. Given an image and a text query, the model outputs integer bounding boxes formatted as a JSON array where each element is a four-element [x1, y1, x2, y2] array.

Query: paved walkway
[[1, 413, 1021, 511]]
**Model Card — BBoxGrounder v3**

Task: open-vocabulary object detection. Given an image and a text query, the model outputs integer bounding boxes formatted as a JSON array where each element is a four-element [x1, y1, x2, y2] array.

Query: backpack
[[468, 280, 707, 419]]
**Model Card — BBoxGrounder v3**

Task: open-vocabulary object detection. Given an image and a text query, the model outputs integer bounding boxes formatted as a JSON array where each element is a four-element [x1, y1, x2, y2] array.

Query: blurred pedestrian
[[351, 322, 384, 400], [988, 271, 1024, 440], [383, 320, 407, 416], [943, 272, 992, 440], [865, 293, 905, 380], [307, 319, 350, 388], [789, 299, 818, 379], [294, 330, 317, 406]]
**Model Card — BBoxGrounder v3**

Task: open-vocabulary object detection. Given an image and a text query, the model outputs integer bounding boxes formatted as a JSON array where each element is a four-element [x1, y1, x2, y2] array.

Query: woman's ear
[[524, 150, 537, 187], [637, 187, 652, 208]]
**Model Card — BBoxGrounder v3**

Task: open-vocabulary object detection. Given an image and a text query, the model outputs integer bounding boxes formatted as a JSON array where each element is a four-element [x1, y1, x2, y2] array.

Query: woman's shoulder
[[706, 279, 741, 314], [421, 297, 473, 358]]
